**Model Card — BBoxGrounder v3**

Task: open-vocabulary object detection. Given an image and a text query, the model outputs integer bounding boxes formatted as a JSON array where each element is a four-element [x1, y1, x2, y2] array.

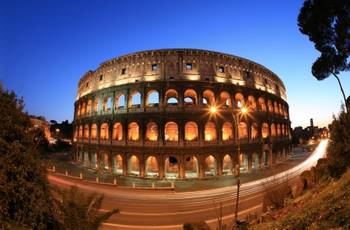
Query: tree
[[0, 88, 55, 228], [52, 186, 119, 230], [298, 0, 350, 112]]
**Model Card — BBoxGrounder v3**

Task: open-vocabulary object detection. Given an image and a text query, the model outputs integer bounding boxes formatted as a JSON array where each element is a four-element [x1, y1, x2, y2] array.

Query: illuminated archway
[[235, 93, 245, 108], [251, 122, 259, 139], [271, 123, 276, 137], [145, 156, 159, 178], [238, 122, 248, 139], [252, 152, 260, 169], [112, 123, 123, 141], [247, 95, 257, 111], [128, 122, 139, 141], [205, 155, 217, 176], [202, 90, 215, 105], [261, 123, 269, 138], [115, 94, 125, 109], [100, 123, 109, 140], [113, 154, 123, 175], [222, 154, 233, 175], [258, 97, 266, 111], [219, 91, 232, 107], [146, 90, 159, 107], [129, 90, 141, 108], [184, 122, 198, 141], [128, 155, 140, 176], [184, 89, 197, 106], [165, 156, 179, 179], [165, 89, 178, 106], [165, 122, 178, 141], [205, 122, 217, 141], [91, 124, 97, 139], [240, 153, 249, 172], [184, 156, 199, 178], [84, 125, 89, 140], [222, 122, 233, 141], [146, 122, 158, 141]]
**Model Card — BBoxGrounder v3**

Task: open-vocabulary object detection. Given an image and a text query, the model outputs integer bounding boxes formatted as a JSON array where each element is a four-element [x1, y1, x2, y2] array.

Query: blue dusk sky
[[1, 0, 349, 128]]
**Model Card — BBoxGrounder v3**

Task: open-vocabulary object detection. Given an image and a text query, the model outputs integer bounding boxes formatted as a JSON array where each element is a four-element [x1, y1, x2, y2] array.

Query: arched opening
[[93, 97, 99, 112], [129, 91, 141, 108], [113, 154, 123, 175], [145, 156, 159, 178], [261, 123, 269, 138], [86, 99, 92, 114], [100, 123, 109, 140], [222, 122, 233, 141], [184, 122, 198, 141], [112, 123, 123, 141], [252, 153, 260, 169], [274, 101, 279, 114], [240, 153, 249, 172], [277, 124, 281, 136], [78, 125, 83, 139], [205, 122, 217, 141], [165, 122, 178, 141], [238, 122, 248, 139], [102, 97, 112, 112], [165, 156, 179, 179], [83, 125, 89, 140], [91, 124, 97, 139], [102, 153, 109, 170], [146, 122, 158, 141], [165, 89, 178, 106], [115, 94, 125, 109], [185, 156, 198, 178], [146, 90, 159, 107], [258, 97, 266, 112], [271, 123, 276, 137], [81, 102, 86, 115], [128, 155, 140, 176], [263, 150, 269, 167], [251, 123, 259, 139], [247, 95, 257, 111], [128, 122, 139, 141], [219, 91, 232, 107], [205, 155, 217, 176], [222, 154, 233, 175], [202, 90, 215, 106], [77, 104, 81, 116], [235, 93, 245, 108], [267, 100, 273, 114], [83, 151, 89, 166], [183, 89, 197, 106], [92, 153, 98, 169]]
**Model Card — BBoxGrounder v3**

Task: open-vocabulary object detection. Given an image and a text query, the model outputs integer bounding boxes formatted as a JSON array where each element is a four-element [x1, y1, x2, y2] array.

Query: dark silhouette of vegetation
[[298, 0, 350, 112], [51, 186, 119, 230]]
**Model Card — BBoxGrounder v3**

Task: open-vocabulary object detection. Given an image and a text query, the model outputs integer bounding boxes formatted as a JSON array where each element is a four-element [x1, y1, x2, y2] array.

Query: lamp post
[[210, 104, 248, 227]]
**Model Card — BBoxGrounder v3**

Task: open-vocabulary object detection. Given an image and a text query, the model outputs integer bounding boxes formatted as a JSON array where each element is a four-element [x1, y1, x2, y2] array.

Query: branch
[[331, 72, 348, 113]]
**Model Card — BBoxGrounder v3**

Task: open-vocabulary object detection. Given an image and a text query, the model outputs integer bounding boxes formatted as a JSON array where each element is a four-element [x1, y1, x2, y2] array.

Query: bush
[[262, 176, 292, 211]]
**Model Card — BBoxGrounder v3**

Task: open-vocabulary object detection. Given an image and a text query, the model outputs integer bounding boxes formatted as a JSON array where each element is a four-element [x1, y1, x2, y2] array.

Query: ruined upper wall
[[77, 49, 287, 101]]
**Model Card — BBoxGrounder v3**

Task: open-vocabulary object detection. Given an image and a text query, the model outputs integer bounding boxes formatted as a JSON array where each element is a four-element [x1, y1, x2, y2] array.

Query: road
[[48, 139, 328, 229]]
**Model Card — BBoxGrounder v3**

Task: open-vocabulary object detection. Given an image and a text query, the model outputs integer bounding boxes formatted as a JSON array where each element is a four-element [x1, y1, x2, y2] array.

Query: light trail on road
[[48, 139, 329, 229]]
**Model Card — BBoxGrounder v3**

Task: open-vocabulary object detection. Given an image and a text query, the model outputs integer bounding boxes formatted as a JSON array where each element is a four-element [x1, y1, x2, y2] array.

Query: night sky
[[1, 0, 349, 128]]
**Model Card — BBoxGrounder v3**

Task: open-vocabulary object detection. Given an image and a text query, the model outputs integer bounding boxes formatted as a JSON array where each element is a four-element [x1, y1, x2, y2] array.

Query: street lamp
[[210, 103, 248, 226]]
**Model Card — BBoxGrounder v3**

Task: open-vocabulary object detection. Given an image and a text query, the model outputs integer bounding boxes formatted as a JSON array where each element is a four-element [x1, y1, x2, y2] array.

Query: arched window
[[184, 122, 198, 141], [205, 122, 217, 141], [279, 103, 283, 115], [86, 99, 92, 114], [129, 91, 141, 108], [81, 102, 86, 115], [102, 97, 112, 111], [247, 95, 257, 111], [271, 123, 276, 136], [165, 156, 179, 178], [165, 89, 178, 106], [78, 125, 83, 138], [235, 93, 245, 108], [205, 155, 217, 176], [100, 123, 109, 140], [274, 101, 279, 114], [91, 124, 97, 139], [93, 97, 99, 112], [277, 124, 281, 136], [222, 154, 233, 175], [164, 122, 178, 141], [184, 89, 197, 106], [84, 125, 89, 139], [128, 122, 139, 141], [77, 104, 81, 116], [267, 100, 273, 114], [146, 90, 159, 107], [115, 94, 125, 109], [185, 156, 199, 178], [219, 91, 232, 107], [112, 123, 123, 141], [113, 155, 123, 175], [146, 122, 158, 141], [258, 97, 266, 112], [238, 122, 248, 138], [202, 90, 215, 106], [261, 123, 269, 138], [128, 155, 140, 176], [251, 122, 259, 139], [145, 156, 159, 178], [222, 122, 233, 141]]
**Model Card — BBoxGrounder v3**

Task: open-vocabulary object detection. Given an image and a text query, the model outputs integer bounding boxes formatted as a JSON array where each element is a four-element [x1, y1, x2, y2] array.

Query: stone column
[[140, 154, 145, 178], [123, 154, 128, 176], [217, 154, 222, 176], [179, 155, 185, 179]]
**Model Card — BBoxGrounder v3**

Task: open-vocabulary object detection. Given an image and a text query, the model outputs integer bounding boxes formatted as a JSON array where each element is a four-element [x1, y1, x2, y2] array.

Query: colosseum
[[73, 48, 291, 180]]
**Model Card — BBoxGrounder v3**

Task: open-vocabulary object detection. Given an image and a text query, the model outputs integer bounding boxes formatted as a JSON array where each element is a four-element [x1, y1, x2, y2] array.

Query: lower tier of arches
[[74, 144, 292, 179]]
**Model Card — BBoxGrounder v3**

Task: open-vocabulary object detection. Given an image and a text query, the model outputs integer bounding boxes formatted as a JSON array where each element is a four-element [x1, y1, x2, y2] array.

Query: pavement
[[47, 139, 328, 229]]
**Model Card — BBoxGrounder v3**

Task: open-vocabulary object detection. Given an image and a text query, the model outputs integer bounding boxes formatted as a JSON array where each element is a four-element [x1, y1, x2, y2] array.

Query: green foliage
[[0, 89, 54, 228], [52, 186, 119, 230], [327, 109, 350, 177]]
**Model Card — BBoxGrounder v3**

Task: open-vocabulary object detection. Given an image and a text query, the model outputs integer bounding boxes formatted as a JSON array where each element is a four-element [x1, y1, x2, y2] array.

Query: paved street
[[48, 139, 328, 229]]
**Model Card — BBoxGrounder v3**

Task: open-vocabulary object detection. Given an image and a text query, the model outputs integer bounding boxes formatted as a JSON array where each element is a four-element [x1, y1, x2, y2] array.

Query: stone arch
[[165, 89, 178, 106], [84, 124, 89, 139], [184, 121, 198, 141], [81, 102, 86, 115], [91, 124, 97, 139], [205, 155, 217, 176], [274, 101, 279, 114], [102, 96, 112, 112], [219, 91, 232, 107], [262, 150, 270, 167], [261, 122, 269, 138], [204, 121, 217, 141], [252, 152, 260, 169], [115, 94, 126, 109], [184, 89, 197, 106], [113, 154, 123, 175], [165, 156, 179, 179], [258, 97, 266, 112], [101, 152, 110, 170], [202, 89, 215, 106], [86, 99, 92, 114], [267, 100, 273, 114], [164, 122, 178, 141], [128, 155, 140, 176], [146, 90, 159, 107], [222, 122, 233, 141], [247, 95, 257, 111], [145, 156, 159, 178], [93, 97, 99, 112], [251, 122, 259, 139], [235, 92, 245, 108], [184, 156, 199, 178], [271, 123, 276, 137], [222, 154, 233, 175], [128, 122, 139, 141], [100, 123, 109, 140], [277, 124, 281, 136], [129, 90, 141, 108], [240, 153, 249, 172], [238, 121, 248, 139], [78, 125, 83, 139], [112, 122, 123, 141], [146, 122, 158, 141]]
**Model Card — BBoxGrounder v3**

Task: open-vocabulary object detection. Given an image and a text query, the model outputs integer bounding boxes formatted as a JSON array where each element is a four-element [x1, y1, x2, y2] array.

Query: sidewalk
[[45, 147, 311, 192]]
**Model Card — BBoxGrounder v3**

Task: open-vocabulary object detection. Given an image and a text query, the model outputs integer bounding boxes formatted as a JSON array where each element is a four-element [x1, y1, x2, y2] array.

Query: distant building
[[30, 116, 51, 140]]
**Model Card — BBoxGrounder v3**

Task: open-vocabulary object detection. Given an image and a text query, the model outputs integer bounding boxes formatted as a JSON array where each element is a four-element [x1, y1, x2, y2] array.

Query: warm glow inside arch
[[205, 122, 217, 141], [128, 122, 139, 141], [112, 122, 123, 141], [222, 122, 233, 141], [165, 122, 178, 141], [184, 121, 198, 141], [146, 122, 158, 141]]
